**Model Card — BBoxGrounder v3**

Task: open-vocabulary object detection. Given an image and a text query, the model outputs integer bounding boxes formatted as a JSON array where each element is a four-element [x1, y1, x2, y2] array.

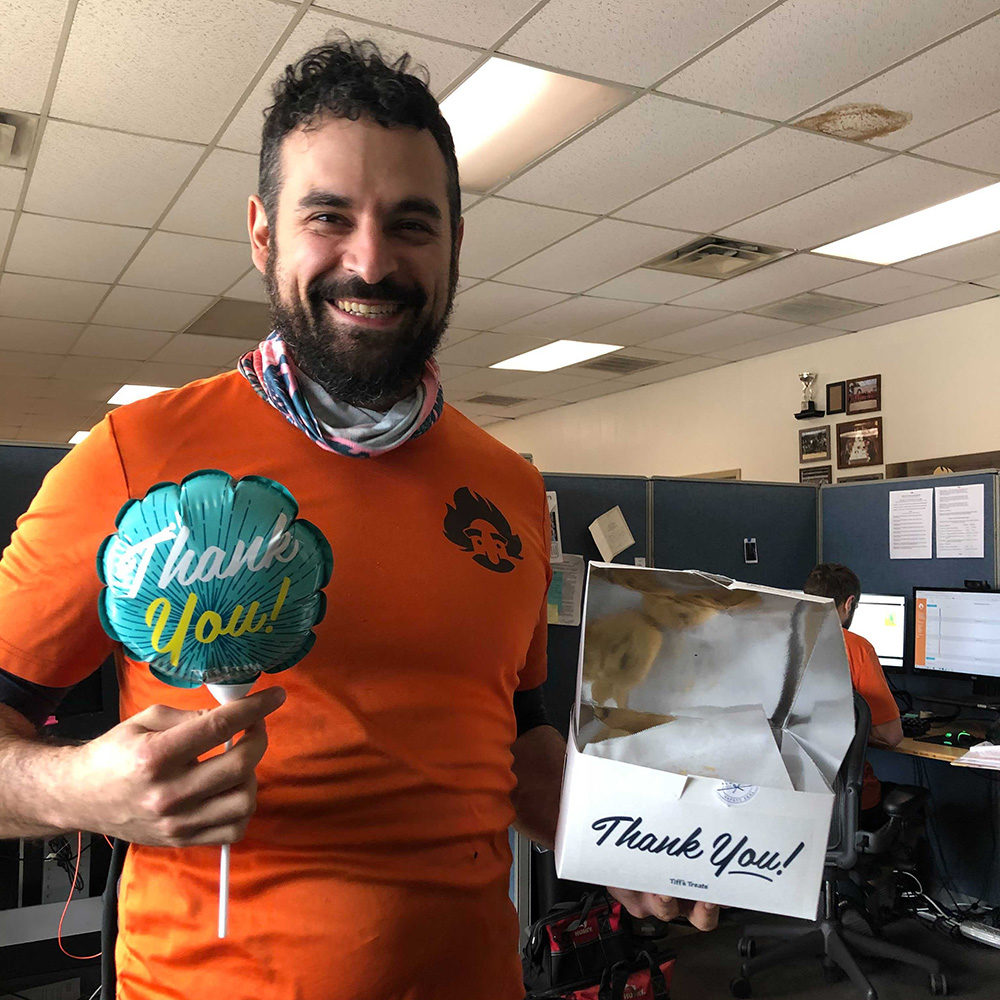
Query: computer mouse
[[954, 731, 979, 748]]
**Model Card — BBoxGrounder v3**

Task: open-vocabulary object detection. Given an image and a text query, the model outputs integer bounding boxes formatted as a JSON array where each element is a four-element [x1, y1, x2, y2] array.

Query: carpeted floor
[[667, 912, 1000, 999]]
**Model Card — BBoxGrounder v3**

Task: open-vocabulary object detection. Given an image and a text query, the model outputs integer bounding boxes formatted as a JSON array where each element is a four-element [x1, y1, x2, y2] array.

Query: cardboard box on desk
[[554, 563, 855, 920]]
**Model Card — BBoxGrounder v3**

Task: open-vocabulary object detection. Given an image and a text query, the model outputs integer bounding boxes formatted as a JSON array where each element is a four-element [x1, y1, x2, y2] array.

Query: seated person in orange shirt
[[804, 563, 903, 828]]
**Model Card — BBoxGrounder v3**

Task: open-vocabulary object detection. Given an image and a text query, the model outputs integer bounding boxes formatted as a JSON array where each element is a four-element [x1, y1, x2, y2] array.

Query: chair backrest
[[826, 691, 871, 870]]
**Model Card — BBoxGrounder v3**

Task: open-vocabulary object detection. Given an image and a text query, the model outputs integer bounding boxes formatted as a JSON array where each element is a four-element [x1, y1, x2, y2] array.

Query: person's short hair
[[258, 35, 460, 243], [803, 563, 861, 608]]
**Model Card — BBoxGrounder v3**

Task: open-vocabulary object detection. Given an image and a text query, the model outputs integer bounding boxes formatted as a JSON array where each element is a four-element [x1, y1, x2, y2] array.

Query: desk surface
[[887, 723, 989, 764]]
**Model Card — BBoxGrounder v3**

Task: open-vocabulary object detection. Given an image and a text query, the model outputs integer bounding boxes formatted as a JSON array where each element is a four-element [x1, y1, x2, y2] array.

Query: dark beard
[[264, 251, 455, 409]]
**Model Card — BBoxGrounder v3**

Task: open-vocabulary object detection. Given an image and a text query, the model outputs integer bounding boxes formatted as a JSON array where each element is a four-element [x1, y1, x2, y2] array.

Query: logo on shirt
[[443, 487, 523, 574]]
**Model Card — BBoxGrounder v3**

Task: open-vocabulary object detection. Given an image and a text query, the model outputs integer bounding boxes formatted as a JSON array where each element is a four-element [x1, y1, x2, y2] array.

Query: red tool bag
[[522, 891, 675, 999]]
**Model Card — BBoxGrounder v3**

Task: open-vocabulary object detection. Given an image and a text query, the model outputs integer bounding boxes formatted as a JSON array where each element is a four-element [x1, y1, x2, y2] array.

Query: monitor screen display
[[849, 593, 906, 667], [914, 588, 1000, 679]]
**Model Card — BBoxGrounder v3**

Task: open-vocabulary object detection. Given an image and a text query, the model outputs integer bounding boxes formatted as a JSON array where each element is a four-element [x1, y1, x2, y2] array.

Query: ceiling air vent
[[579, 355, 662, 375], [642, 236, 789, 280], [465, 393, 532, 407], [750, 291, 871, 324]]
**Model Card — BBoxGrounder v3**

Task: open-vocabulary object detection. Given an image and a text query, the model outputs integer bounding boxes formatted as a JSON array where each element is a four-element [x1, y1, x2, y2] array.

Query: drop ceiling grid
[[1, 3, 1000, 443]]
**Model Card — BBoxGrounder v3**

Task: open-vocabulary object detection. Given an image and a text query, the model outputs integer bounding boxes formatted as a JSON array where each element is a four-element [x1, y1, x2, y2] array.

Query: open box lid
[[575, 563, 855, 789]]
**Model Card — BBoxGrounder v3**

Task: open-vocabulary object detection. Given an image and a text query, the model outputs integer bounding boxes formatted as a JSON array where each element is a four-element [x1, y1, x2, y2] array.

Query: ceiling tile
[[914, 110, 1000, 174], [653, 356, 729, 380], [437, 331, 551, 368], [497, 219, 684, 293], [0, 274, 108, 323], [494, 296, 653, 338], [91, 286, 213, 331], [313, 0, 534, 47], [25, 121, 204, 227], [219, 8, 479, 152], [720, 156, 989, 249], [642, 312, 801, 354], [150, 333, 257, 366], [710, 325, 843, 361], [459, 198, 592, 278], [129, 360, 224, 386], [0, 210, 13, 249], [547, 379, 626, 404], [6, 214, 147, 283], [443, 366, 530, 396], [805, 16, 1000, 152], [496, 372, 606, 398], [224, 269, 268, 303], [586, 268, 718, 303], [71, 326, 174, 360], [12, 376, 119, 403], [615, 127, 888, 233], [53, 355, 142, 382], [579, 304, 729, 346], [0, 168, 26, 210], [187, 298, 271, 339], [976, 272, 1000, 290], [672, 253, 872, 311], [817, 267, 956, 303], [459, 397, 563, 419], [450, 281, 567, 330], [120, 232, 250, 295], [438, 326, 479, 351], [0, 318, 83, 355], [659, 0, 999, 120], [1, 0, 67, 114], [0, 351, 64, 378], [438, 363, 476, 381], [895, 231, 1000, 282], [501, 0, 774, 87], [161, 149, 258, 242], [824, 282, 997, 330], [50, 0, 292, 143], [501, 94, 767, 214]]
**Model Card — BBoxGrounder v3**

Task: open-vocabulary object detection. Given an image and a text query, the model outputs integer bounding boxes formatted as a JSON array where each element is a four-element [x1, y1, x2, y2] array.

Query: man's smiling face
[[250, 114, 461, 408]]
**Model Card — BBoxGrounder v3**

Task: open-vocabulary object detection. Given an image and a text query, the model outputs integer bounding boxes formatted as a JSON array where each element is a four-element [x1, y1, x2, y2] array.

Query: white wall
[[486, 296, 1000, 482]]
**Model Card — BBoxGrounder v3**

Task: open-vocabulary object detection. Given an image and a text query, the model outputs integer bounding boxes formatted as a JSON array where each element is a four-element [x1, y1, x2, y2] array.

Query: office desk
[[886, 725, 988, 765]]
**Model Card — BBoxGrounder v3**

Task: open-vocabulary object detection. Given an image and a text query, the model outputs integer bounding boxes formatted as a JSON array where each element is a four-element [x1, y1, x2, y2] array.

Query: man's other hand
[[606, 886, 720, 931], [69, 686, 286, 847]]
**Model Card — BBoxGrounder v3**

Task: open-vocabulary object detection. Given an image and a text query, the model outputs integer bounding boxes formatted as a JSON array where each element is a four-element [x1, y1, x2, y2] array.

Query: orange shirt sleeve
[[845, 630, 899, 728], [515, 486, 552, 692], [0, 416, 128, 687]]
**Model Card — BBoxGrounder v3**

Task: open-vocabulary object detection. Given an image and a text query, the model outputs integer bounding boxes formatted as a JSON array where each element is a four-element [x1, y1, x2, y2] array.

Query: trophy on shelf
[[794, 371, 825, 420]]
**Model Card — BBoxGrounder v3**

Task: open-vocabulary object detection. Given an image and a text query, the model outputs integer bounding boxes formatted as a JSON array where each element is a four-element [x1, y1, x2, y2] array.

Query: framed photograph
[[845, 374, 881, 415], [836, 417, 883, 469], [800, 464, 832, 485], [799, 425, 831, 463], [825, 380, 846, 415], [837, 472, 884, 483]]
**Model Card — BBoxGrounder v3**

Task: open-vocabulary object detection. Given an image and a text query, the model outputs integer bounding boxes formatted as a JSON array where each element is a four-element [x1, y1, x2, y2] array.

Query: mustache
[[307, 275, 427, 310]]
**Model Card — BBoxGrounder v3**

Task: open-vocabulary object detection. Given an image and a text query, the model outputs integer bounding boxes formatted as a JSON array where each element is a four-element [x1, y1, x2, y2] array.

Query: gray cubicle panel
[[651, 477, 819, 589], [541, 473, 648, 741], [0, 442, 70, 542]]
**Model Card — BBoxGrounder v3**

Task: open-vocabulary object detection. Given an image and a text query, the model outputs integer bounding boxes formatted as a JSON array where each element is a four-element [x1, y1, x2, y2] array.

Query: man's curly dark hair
[[259, 35, 461, 247]]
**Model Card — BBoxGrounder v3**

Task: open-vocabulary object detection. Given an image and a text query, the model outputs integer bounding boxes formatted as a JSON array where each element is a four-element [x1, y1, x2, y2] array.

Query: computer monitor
[[913, 588, 1000, 679], [849, 593, 906, 668]]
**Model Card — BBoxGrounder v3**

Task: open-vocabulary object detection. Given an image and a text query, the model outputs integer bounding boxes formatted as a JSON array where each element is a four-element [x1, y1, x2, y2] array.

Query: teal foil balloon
[[97, 470, 332, 689]]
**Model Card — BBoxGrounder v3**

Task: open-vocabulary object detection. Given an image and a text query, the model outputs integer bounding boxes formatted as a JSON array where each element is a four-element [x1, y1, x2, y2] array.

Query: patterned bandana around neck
[[238, 331, 444, 458]]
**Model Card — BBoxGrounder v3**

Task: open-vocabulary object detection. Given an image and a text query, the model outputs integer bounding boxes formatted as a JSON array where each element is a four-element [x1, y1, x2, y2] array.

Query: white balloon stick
[[205, 680, 256, 939]]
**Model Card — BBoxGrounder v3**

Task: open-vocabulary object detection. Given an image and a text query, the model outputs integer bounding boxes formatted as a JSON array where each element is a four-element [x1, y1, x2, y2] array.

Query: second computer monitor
[[850, 593, 906, 668]]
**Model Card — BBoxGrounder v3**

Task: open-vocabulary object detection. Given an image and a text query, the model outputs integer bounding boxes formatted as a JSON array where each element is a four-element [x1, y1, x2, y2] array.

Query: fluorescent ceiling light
[[442, 57, 627, 192], [107, 384, 172, 405], [490, 339, 622, 372], [68, 431, 90, 445], [814, 181, 1000, 265]]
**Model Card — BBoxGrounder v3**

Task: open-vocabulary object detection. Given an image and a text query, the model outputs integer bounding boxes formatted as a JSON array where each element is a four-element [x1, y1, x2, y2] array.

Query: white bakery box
[[554, 563, 854, 920]]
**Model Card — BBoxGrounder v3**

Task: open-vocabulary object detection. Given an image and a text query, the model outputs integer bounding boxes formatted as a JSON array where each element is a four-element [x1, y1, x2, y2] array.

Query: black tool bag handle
[[597, 950, 670, 1000]]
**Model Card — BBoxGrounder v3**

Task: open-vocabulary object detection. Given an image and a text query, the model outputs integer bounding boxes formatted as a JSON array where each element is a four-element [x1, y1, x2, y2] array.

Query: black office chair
[[730, 694, 947, 1000]]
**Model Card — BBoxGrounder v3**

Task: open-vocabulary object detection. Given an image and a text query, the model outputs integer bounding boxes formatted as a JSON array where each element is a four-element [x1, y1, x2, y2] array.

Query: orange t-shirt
[[843, 629, 900, 811], [0, 373, 551, 1000]]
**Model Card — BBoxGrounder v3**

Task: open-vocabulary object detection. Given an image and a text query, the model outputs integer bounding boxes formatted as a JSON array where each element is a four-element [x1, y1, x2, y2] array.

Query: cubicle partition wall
[[541, 473, 649, 740], [821, 471, 1000, 906], [651, 477, 819, 590]]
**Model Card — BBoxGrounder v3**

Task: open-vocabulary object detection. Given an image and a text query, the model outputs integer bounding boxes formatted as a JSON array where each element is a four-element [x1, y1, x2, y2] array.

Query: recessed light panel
[[814, 181, 1000, 265], [69, 430, 90, 444], [107, 384, 172, 405], [442, 58, 628, 193], [491, 339, 622, 372]]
